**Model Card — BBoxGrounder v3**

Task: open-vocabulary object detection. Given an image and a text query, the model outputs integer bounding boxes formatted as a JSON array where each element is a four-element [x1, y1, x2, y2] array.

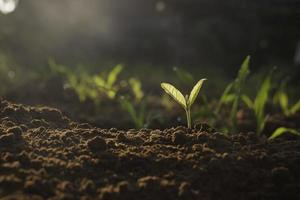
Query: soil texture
[[0, 99, 300, 200]]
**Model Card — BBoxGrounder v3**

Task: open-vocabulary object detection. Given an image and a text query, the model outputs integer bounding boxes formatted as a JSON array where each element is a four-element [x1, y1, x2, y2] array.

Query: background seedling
[[269, 127, 300, 140], [242, 67, 275, 134], [49, 60, 124, 104], [273, 79, 300, 116], [173, 66, 195, 87], [216, 56, 250, 132], [93, 64, 123, 99], [119, 96, 146, 128], [161, 79, 206, 128]]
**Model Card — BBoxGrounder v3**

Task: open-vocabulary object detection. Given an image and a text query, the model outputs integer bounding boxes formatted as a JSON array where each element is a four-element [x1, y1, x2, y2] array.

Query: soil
[[0, 98, 300, 200]]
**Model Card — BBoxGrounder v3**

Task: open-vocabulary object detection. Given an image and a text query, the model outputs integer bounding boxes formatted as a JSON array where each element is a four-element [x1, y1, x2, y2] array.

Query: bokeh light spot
[[0, 0, 19, 14]]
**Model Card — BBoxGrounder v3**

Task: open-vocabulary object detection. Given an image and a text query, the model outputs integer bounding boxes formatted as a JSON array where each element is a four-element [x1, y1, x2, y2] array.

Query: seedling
[[242, 67, 275, 134], [216, 56, 250, 132], [119, 96, 146, 128], [173, 66, 195, 86], [93, 64, 124, 99], [161, 79, 206, 129], [49, 60, 125, 104], [119, 96, 159, 129], [273, 79, 300, 116], [128, 78, 144, 102], [269, 127, 300, 140]]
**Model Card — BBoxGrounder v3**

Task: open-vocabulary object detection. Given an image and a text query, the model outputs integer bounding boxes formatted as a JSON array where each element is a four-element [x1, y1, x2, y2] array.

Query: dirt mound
[[0, 99, 300, 200]]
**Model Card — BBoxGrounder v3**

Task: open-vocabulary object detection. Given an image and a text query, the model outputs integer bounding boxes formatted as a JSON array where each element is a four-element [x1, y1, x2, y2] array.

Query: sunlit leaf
[[216, 82, 233, 113], [107, 90, 116, 99], [107, 64, 123, 87], [254, 67, 275, 134], [161, 83, 187, 109], [279, 92, 289, 115], [230, 96, 239, 130], [235, 55, 250, 91], [129, 78, 144, 102], [290, 100, 300, 115], [93, 76, 105, 88], [269, 127, 300, 140], [222, 94, 235, 103], [242, 95, 254, 108], [188, 79, 206, 107]]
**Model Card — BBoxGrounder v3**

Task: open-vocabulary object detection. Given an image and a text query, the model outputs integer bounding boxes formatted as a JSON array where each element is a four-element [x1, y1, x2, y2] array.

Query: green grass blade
[[129, 78, 144, 102], [278, 92, 289, 115], [107, 64, 123, 88], [290, 100, 300, 115], [254, 68, 275, 134], [161, 83, 187, 109], [269, 127, 300, 140], [120, 98, 139, 127], [230, 96, 239, 132], [188, 79, 206, 107], [241, 95, 254, 108], [216, 82, 234, 113], [235, 55, 250, 91], [93, 76, 106, 88]]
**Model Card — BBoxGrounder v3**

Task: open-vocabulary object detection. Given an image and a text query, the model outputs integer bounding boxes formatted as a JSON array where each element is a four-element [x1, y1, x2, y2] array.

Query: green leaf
[[161, 83, 187, 109], [290, 100, 300, 115], [279, 92, 289, 115], [254, 68, 275, 134], [216, 82, 234, 113], [230, 96, 239, 131], [269, 127, 300, 140], [235, 56, 250, 91], [188, 79, 206, 107], [120, 97, 138, 125], [93, 76, 106, 88], [173, 66, 194, 86], [107, 64, 123, 88], [242, 95, 254, 108], [129, 78, 144, 102]]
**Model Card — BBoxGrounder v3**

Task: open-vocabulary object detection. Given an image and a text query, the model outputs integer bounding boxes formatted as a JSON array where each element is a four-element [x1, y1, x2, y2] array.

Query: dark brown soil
[[0, 99, 300, 200]]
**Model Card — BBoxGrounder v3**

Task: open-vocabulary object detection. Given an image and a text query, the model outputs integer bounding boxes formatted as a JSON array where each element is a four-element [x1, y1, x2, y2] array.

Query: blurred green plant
[[49, 59, 124, 104], [216, 56, 250, 132], [269, 127, 300, 140], [128, 78, 144, 102], [241, 68, 275, 134], [119, 97, 147, 128], [192, 95, 218, 127], [173, 66, 195, 86], [119, 96, 160, 129], [161, 79, 206, 129], [93, 64, 123, 99], [273, 79, 300, 116]]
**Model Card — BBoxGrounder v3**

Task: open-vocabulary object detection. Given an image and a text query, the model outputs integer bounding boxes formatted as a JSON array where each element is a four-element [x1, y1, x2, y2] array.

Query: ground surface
[[0, 99, 300, 200]]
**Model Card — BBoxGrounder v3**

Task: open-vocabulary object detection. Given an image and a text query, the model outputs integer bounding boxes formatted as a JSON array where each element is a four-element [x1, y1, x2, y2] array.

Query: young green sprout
[[161, 79, 206, 129]]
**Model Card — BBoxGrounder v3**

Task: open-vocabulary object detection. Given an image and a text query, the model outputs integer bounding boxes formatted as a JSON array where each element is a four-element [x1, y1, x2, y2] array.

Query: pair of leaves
[[93, 64, 123, 89], [161, 79, 206, 110], [93, 64, 123, 99]]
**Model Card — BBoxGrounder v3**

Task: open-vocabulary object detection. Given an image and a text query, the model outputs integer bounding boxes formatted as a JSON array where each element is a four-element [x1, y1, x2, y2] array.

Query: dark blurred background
[[1, 0, 300, 73]]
